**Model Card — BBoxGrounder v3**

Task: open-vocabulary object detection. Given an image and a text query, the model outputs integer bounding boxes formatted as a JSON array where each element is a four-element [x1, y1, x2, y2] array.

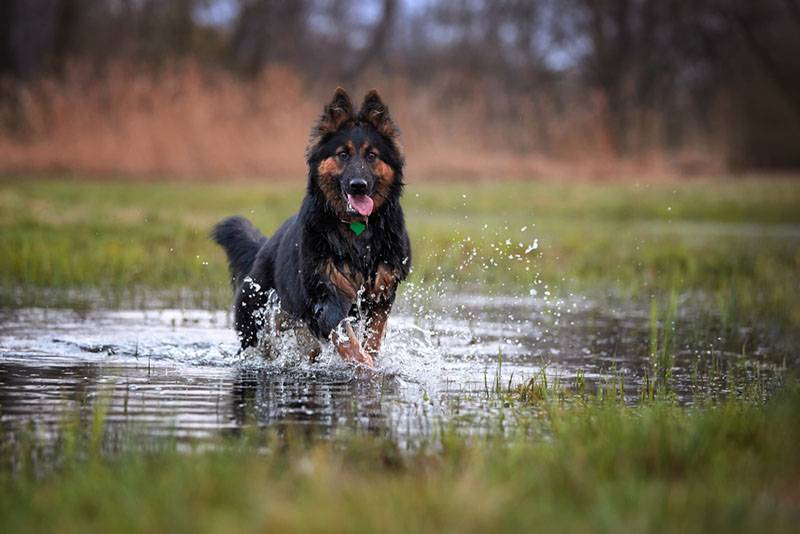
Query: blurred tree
[[342, 0, 397, 83], [231, 0, 309, 77], [0, 0, 798, 170], [0, 0, 61, 80]]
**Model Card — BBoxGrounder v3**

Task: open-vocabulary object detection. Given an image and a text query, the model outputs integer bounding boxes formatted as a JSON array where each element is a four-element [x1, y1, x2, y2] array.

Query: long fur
[[212, 88, 411, 353]]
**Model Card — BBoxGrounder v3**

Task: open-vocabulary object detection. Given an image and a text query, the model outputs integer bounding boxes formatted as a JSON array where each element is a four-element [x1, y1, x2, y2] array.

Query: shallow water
[[0, 293, 782, 443]]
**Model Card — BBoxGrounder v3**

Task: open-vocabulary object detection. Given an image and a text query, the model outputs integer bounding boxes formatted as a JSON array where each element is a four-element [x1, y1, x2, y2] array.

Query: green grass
[[1, 178, 798, 296], [2, 175, 798, 352], [2, 176, 800, 532], [2, 380, 799, 533]]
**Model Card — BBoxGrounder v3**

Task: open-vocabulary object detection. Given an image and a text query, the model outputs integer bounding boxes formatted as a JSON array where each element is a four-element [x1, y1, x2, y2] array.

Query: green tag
[[349, 221, 366, 235]]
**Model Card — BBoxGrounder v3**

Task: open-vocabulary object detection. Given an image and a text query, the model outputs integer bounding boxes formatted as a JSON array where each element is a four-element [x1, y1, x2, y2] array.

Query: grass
[[1, 177, 798, 294], [2, 378, 799, 533], [2, 176, 800, 531], [2, 175, 798, 355]]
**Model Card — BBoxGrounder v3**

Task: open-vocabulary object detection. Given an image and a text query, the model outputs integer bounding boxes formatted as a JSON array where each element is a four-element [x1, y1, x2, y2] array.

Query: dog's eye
[[337, 151, 349, 161], [366, 152, 377, 162]]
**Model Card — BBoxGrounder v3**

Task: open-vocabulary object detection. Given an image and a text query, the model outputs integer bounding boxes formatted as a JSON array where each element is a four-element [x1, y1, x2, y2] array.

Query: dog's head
[[306, 88, 404, 219]]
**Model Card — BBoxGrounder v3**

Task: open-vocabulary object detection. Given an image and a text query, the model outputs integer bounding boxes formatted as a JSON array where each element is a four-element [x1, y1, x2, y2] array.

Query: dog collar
[[349, 221, 366, 235], [340, 216, 367, 236]]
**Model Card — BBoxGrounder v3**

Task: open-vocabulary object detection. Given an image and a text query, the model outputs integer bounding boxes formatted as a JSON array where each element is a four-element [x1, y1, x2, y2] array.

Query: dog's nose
[[349, 178, 368, 194]]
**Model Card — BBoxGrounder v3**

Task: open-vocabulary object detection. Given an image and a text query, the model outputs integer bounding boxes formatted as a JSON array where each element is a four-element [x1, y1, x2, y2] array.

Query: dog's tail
[[211, 216, 267, 288]]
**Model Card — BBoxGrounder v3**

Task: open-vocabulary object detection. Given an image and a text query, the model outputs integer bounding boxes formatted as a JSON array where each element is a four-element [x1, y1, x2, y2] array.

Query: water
[[0, 293, 783, 444]]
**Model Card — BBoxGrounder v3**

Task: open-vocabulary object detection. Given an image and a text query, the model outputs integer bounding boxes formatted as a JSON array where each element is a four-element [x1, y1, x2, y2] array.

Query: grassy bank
[[2, 176, 799, 531], [2, 381, 799, 533], [2, 176, 798, 349]]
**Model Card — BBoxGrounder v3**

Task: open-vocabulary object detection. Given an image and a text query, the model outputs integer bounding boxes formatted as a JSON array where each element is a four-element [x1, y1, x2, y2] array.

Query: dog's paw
[[331, 319, 375, 367], [371, 264, 398, 302], [337, 342, 374, 367]]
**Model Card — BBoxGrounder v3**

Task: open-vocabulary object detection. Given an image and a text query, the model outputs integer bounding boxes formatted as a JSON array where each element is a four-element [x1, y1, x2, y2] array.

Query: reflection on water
[[0, 294, 783, 444]]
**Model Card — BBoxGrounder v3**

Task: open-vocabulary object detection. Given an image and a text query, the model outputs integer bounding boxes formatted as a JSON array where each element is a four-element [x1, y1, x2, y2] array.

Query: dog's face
[[307, 88, 404, 219]]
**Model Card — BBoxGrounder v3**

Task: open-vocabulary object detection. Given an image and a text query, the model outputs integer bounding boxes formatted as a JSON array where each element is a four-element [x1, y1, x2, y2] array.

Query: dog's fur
[[212, 88, 411, 366]]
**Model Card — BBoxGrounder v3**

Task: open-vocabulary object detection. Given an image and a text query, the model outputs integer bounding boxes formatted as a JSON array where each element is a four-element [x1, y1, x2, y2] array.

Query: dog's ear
[[359, 89, 398, 139], [315, 87, 354, 136]]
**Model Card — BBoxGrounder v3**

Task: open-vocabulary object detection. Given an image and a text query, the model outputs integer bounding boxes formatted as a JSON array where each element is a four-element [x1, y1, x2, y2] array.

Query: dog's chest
[[325, 259, 397, 303], [325, 231, 397, 299], [329, 227, 381, 272]]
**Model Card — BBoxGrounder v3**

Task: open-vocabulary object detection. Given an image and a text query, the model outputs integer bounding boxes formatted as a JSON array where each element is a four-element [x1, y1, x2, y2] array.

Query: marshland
[[1, 177, 799, 532], [2, 1, 800, 531]]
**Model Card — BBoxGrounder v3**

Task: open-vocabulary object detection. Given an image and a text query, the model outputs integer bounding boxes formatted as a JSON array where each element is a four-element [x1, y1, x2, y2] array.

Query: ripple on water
[[0, 294, 783, 443]]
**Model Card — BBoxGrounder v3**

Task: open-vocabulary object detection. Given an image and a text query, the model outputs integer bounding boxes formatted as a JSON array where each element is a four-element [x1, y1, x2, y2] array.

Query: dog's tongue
[[347, 194, 374, 216]]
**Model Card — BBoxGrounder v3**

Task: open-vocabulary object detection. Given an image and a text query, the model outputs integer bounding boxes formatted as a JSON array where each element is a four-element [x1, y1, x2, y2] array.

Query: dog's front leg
[[311, 262, 374, 366], [363, 264, 399, 358], [312, 296, 373, 367], [331, 320, 374, 367], [364, 305, 390, 358]]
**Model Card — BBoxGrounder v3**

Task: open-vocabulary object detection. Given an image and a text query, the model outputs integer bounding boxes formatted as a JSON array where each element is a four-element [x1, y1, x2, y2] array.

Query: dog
[[212, 88, 411, 367]]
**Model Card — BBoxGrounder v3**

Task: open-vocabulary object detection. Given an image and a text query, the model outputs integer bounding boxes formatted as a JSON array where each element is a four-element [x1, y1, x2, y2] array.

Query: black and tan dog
[[212, 88, 411, 366]]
